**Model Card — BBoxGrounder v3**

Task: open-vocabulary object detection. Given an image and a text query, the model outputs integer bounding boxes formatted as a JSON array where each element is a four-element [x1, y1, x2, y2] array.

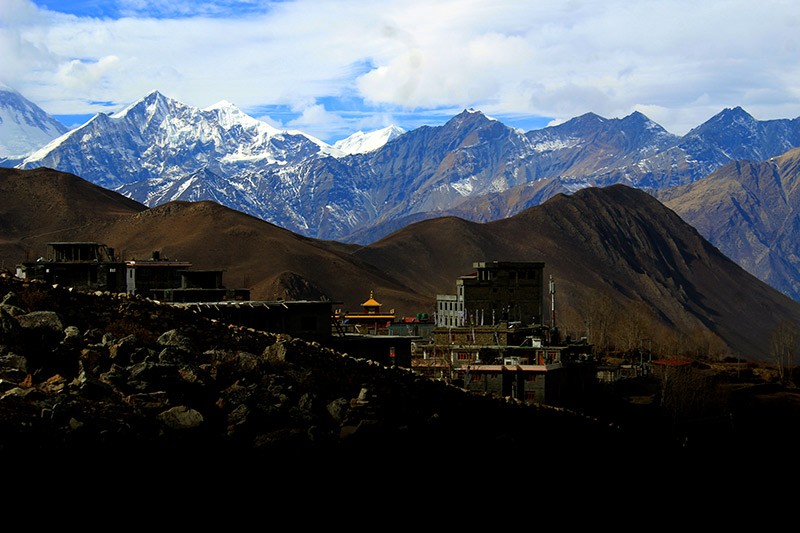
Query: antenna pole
[[549, 275, 556, 328]]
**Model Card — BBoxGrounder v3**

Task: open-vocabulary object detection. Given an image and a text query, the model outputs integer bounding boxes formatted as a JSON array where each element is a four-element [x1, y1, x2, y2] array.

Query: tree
[[577, 291, 618, 354], [769, 320, 797, 384], [686, 327, 729, 361], [611, 300, 656, 355]]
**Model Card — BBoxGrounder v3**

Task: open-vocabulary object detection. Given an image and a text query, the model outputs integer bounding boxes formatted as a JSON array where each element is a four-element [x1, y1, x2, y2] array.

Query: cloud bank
[[2, 0, 799, 141]]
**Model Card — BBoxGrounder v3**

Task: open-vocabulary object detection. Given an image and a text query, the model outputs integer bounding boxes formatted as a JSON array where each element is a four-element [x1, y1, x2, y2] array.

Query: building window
[[525, 391, 536, 402]]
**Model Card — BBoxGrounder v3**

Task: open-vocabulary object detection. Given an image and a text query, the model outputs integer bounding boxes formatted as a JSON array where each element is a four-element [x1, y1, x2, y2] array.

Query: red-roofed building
[[651, 358, 692, 380]]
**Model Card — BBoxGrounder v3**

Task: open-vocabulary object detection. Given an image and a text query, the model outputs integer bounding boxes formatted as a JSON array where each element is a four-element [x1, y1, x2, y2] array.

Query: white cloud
[[56, 55, 121, 90], [1, 0, 799, 140], [286, 103, 349, 139]]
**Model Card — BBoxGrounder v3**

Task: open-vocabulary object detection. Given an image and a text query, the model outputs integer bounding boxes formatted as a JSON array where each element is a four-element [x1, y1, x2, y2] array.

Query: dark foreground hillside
[[0, 274, 627, 454], [2, 271, 800, 490]]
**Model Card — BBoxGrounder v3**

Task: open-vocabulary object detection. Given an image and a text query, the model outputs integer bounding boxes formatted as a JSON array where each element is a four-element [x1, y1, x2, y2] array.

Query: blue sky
[[2, 0, 799, 143]]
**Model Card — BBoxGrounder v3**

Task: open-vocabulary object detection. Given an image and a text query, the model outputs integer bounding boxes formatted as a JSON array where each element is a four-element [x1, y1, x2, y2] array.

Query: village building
[[435, 261, 545, 327], [388, 313, 436, 342], [423, 260, 597, 407], [124, 250, 192, 298], [335, 290, 396, 335], [14, 246, 602, 391], [16, 242, 413, 367], [17, 243, 251, 302], [149, 269, 250, 302], [16, 242, 126, 292]]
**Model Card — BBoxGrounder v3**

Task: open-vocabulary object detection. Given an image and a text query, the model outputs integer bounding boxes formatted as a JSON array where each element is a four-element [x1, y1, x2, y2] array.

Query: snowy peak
[[203, 98, 277, 132], [621, 111, 667, 132], [204, 99, 237, 111], [0, 84, 69, 158], [16, 90, 335, 189], [447, 108, 496, 130], [704, 106, 755, 129], [111, 90, 192, 127], [333, 125, 405, 154]]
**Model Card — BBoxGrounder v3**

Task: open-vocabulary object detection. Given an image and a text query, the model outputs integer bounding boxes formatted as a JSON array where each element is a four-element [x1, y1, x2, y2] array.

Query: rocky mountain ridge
[[657, 147, 800, 301]]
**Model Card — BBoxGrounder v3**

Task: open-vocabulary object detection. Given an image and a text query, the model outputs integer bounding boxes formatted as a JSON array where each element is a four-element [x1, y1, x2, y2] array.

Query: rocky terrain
[[658, 146, 800, 301], [0, 272, 639, 465]]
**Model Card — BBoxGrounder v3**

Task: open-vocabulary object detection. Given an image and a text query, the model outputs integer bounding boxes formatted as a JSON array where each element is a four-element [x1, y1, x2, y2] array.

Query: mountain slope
[[80, 200, 431, 313], [0, 167, 147, 265], [0, 167, 428, 313], [656, 146, 800, 301]]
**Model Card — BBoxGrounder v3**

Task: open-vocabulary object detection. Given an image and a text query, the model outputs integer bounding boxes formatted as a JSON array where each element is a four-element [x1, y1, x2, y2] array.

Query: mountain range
[[2, 166, 800, 366], [2, 86, 800, 304]]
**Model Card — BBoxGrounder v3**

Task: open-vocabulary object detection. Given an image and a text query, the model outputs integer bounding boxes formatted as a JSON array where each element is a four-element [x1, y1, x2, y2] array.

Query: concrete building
[[125, 251, 192, 297], [149, 269, 250, 302], [436, 261, 545, 327], [425, 260, 596, 406], [17, 243, 249, 301], [16, 242, 126, 292]]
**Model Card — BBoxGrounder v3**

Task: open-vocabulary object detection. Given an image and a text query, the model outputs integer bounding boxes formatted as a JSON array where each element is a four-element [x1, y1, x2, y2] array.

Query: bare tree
[[686, 327, 729, 361], [579, 291, 618, 354], [769, 320, 797, 384], [611, 301, 657, 354]]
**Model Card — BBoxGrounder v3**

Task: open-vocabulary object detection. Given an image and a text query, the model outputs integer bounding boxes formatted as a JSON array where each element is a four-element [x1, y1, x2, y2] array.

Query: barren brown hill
[[0, 167, 146, 267], [4, 167, 800, 363], [81, 201, 432, 314], [355, 185, 800, 362], [0, 167, 432, 314]]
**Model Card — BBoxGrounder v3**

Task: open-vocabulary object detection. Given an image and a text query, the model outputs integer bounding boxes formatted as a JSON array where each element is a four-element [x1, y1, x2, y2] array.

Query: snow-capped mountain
[[334, 125, 405, 154], [19, 90, 343, 190], [7, 89, 800, 248], [0, 83, 69, 158]]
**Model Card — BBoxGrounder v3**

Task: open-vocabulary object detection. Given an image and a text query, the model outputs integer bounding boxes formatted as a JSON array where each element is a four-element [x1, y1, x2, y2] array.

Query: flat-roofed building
[[436, 261, 544, 327]]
